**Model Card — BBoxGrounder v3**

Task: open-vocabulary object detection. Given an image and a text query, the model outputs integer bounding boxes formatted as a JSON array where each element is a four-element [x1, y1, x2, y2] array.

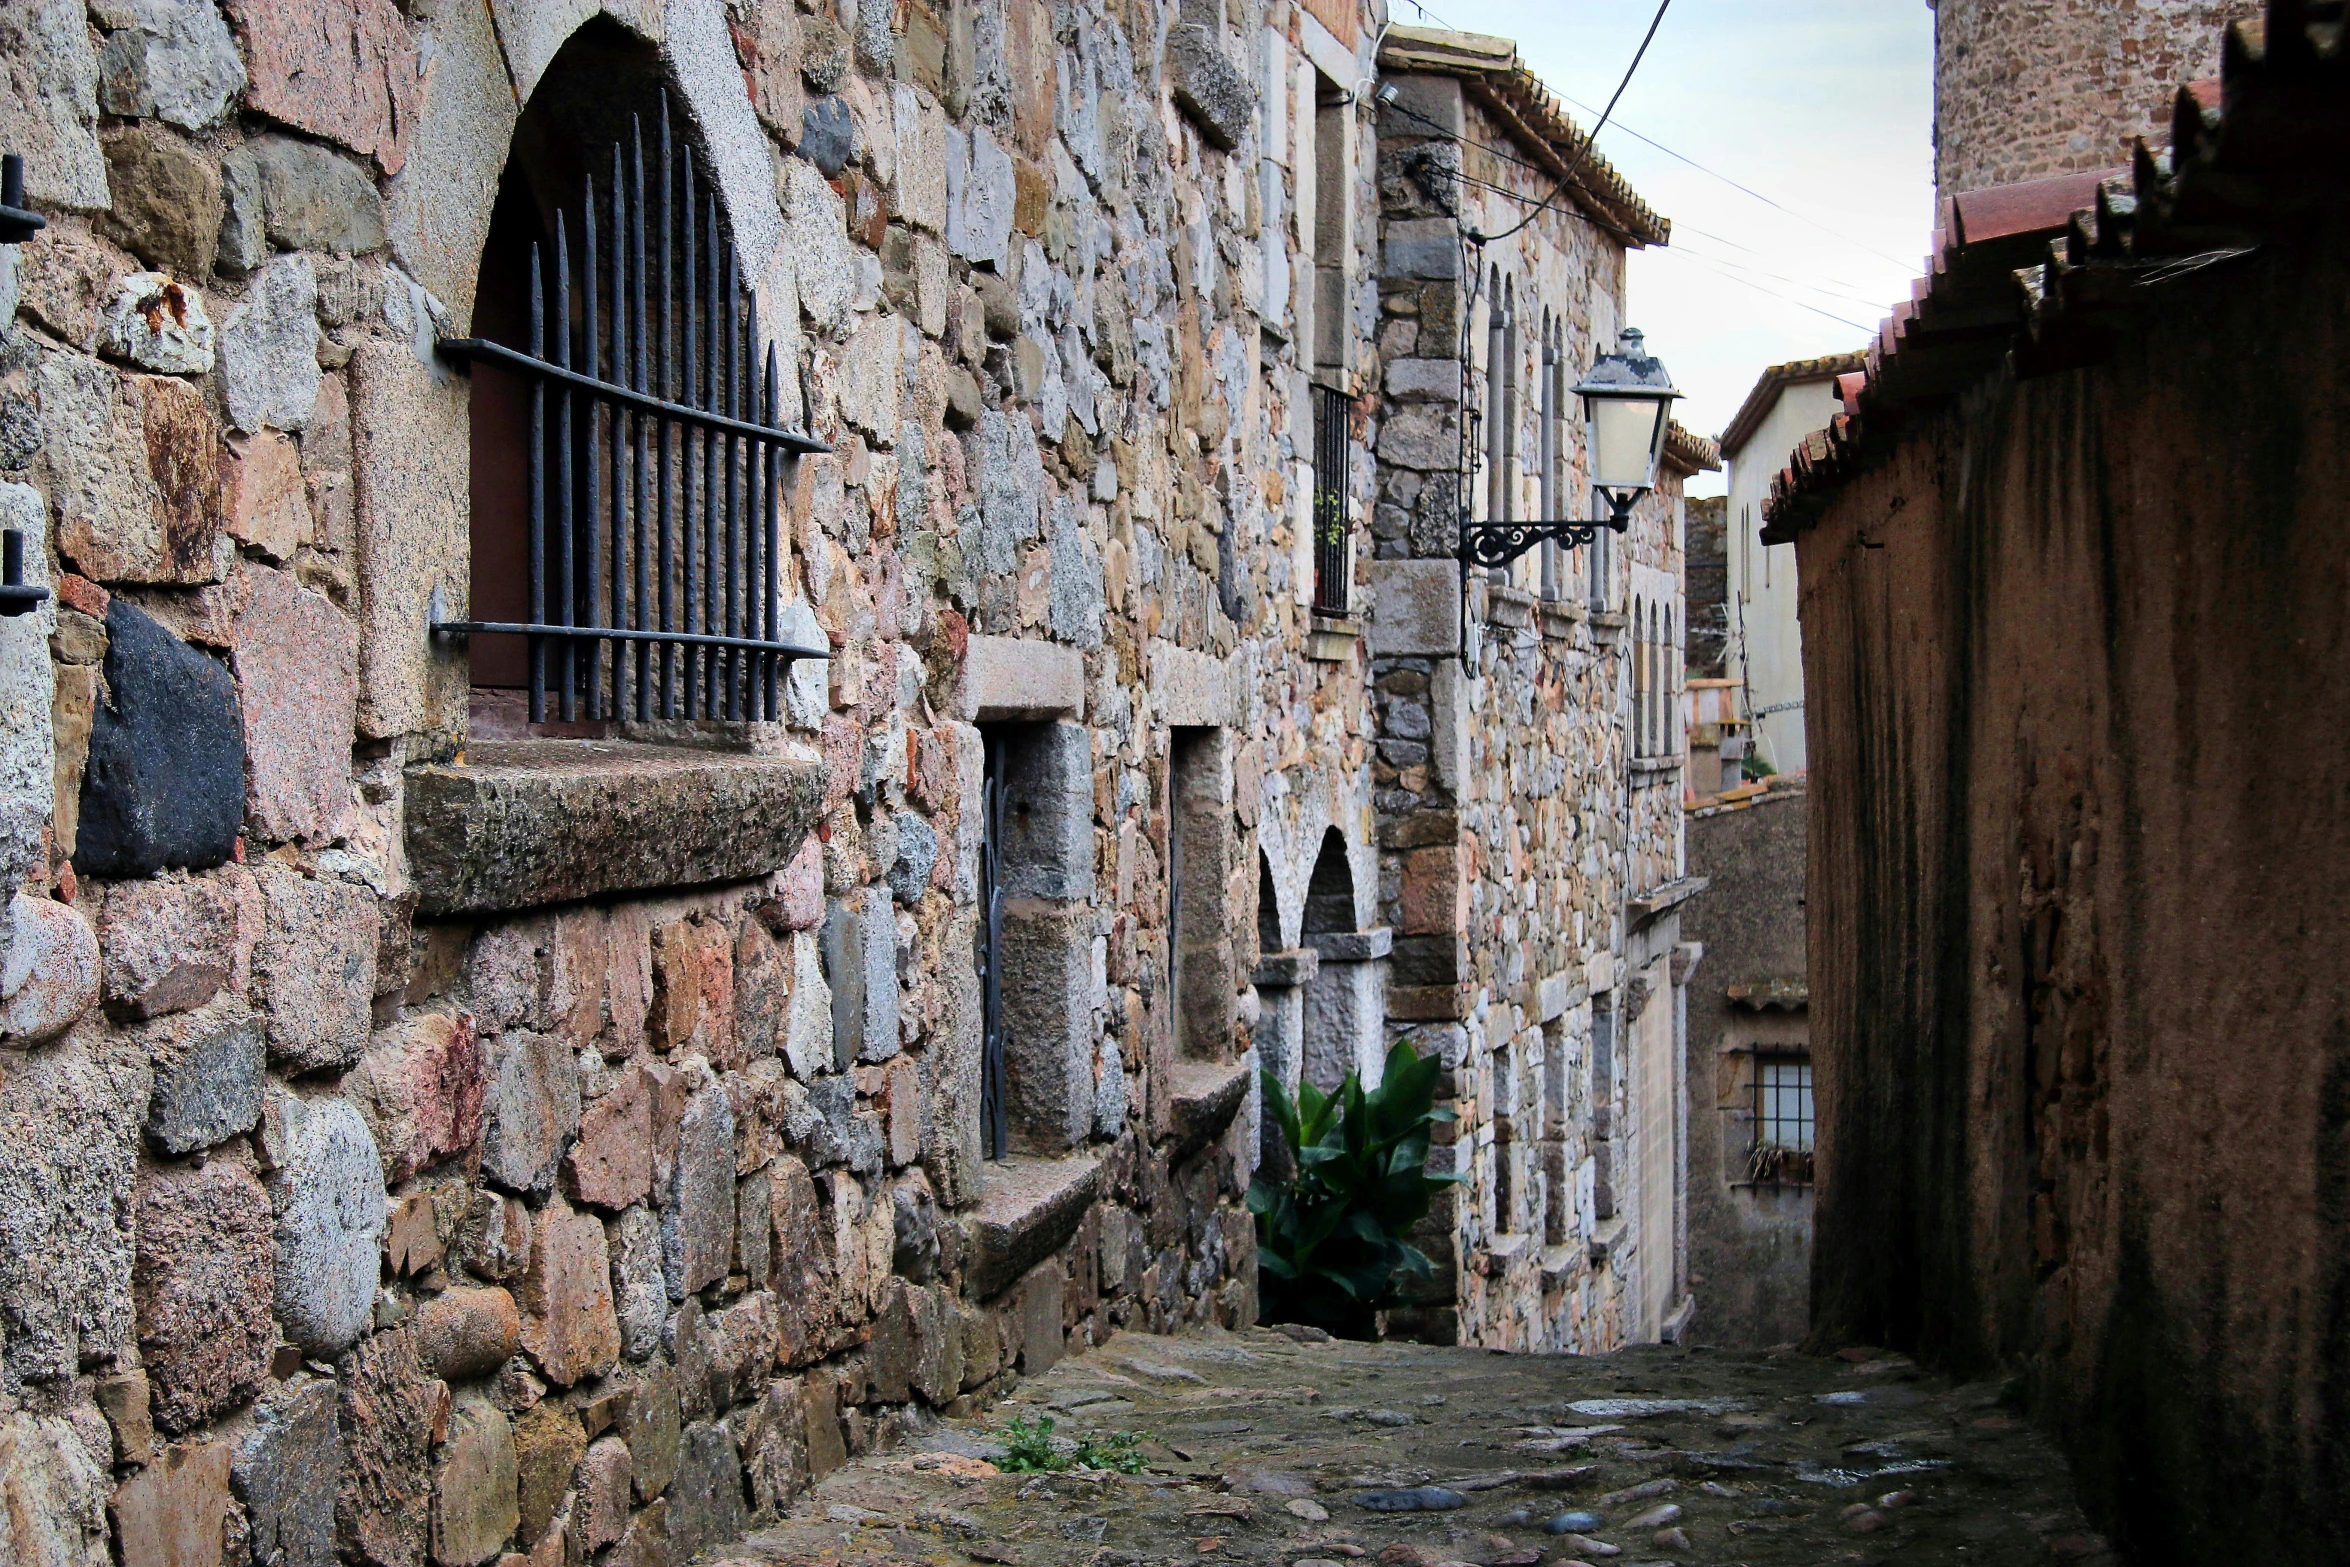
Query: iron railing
[[436, 107, 830, 723], [1310, 382, 1351, 617]]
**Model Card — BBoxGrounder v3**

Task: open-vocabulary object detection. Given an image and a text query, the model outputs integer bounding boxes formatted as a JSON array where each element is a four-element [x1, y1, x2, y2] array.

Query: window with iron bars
[[1310, 382, 1351, 617], [1747, 1053, 1814, 1184], [438, 103, 831, 724]]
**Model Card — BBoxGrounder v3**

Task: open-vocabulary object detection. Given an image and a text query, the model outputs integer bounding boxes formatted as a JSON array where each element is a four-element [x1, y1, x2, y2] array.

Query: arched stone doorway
[[1299, 827, 1389, 1092]]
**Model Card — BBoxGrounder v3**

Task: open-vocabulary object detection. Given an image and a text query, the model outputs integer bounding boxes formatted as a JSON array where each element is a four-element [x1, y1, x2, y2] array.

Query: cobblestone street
[[711, 1328, 2111, 1567]]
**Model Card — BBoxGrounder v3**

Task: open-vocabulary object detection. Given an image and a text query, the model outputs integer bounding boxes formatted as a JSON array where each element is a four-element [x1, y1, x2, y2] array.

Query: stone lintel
[[1162, 1056, 1252, 1166], [1151, 639, 1232, 728], [1312, 926, 1392, 963], [967, 1154, 1102, 1301], [964, 635, 1084, 722], [1253, 948, 1321, 989], [405, 740, 825, 915]]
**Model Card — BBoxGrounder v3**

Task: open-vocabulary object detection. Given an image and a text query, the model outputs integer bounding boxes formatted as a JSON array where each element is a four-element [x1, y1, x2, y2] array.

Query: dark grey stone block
[[801, 95, 853, 176], [76, 601, 245, 880], [143, 1004, 264, 1155]]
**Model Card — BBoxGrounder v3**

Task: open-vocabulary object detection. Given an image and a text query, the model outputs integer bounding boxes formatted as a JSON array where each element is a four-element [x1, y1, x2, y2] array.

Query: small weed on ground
[[993, 1413, 1152, 1474]]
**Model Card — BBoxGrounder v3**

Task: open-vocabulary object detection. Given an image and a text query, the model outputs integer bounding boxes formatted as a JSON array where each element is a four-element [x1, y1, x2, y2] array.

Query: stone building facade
[[1356, 27, 1705, 1353], [1679, 778, 1809, 1351], [0, 1, 1695, 1562]]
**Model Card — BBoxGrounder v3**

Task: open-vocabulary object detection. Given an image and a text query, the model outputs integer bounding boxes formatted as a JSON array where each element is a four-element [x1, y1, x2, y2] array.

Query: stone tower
[[1929, 0, 2263, 195]]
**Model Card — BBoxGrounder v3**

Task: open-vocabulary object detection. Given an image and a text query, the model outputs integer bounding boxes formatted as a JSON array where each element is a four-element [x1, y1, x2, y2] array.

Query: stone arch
[[1302, 827, 1354, 939], [1257, 848, 1283, 956], [385, 0, 783, 338], [1300, 824, 1388, 1092]]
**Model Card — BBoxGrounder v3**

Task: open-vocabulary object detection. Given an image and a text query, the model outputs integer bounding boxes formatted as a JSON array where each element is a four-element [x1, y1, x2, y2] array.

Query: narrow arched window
[[456, 21, 823, 731], [1631, 596, 1647, 756], [1483, 269, 1506, 528]]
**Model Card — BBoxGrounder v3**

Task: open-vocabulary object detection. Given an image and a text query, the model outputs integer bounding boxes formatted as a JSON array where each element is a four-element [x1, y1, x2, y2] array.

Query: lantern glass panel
[[1589, 392, 1668, 491]]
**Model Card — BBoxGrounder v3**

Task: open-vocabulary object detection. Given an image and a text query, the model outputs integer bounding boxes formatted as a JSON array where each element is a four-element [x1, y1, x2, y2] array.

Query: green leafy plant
[[994, 1413, 1154, 1474], [996, 1411, 1063, 1472], [1073, 1430, 1152, 1474], [1248, 1041, 1463, 1339]]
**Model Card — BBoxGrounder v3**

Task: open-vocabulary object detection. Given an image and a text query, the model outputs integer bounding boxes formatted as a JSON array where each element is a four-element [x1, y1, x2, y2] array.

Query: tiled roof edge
[[1718, 351, 1871, 459], [1379, 24, 1671, 248]]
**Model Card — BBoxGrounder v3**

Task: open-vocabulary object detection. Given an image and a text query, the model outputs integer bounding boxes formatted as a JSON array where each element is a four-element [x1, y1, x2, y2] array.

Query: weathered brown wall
[[1797, 221, 2350, 1564]]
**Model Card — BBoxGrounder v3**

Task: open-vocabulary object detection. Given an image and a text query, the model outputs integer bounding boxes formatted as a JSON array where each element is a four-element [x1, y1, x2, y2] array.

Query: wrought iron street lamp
[[1458, 327, 1681, 570]]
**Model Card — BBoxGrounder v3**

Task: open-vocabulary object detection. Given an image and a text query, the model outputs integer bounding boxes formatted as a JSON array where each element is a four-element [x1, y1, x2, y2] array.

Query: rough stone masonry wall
[[1795, 220, 2350, 1562], [1931, 0, 2260, 195], [0, 0, 1389, 1562], [1361, 79, 1681, 1354]]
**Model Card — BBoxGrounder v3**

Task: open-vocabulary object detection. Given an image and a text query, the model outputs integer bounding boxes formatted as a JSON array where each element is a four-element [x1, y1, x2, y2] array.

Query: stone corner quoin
[[0, 0, 1694, 1560]]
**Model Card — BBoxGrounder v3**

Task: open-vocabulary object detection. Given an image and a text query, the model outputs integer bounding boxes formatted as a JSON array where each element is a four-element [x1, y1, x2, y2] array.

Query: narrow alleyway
[[709, 1329, 2110, 1567]]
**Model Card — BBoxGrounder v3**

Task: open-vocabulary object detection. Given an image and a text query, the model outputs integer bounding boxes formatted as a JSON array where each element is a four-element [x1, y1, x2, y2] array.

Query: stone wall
[[0, 0, 1388, 1562], [1679, 780, 1809, 1350], [1931, 0, 2260, 195], [1361, 71, 1688, 1353], [1793, 216, 2350, 1559]]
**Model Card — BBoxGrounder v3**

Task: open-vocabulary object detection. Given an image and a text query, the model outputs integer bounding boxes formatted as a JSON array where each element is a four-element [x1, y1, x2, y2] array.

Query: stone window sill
[[1164, 1056, 1253, 1164], [967, 1154, 1103, 1301], [404, 738, 825, 915], [1627, 874, 1709, 928], [1305, 613, 1362, 663], [1589, 611, 1627, 646], [1487, 583, 1537, 629], [1538, 1242, 1580, 1284], [1588, 1216, 1628, 1265], [1631, 755, 1683, 778], [1538, 601, 1586, 641]]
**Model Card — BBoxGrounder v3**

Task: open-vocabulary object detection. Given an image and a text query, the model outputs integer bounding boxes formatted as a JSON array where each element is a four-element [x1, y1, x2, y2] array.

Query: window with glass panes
[[1754, 1056, 1814, 1151]]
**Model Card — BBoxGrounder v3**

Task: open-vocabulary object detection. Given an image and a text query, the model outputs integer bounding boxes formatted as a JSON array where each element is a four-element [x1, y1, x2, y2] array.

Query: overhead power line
[[1551, 90, 1921, 271], [1469, 0, 1674, 245]]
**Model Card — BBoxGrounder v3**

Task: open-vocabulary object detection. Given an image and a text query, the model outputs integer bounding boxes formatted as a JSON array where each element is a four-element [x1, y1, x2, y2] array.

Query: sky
[[1389, 0, 1937, 495]]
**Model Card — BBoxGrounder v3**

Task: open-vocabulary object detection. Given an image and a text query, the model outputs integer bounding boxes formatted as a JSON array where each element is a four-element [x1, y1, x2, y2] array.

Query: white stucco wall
[[1723, 377, 1842, 775]]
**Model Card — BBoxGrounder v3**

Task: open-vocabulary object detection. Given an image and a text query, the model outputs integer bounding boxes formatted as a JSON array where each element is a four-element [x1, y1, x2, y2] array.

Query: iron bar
[[431, 620, 829, 655], [581, 182, 602, 716], [763, 343, 781, 719], [528, 243, 546, 721], [631, 122, 651, 720]]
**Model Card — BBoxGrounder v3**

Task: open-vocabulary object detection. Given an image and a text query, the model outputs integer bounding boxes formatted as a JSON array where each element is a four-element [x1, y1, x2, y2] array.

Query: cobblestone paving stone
[[709, 1328, 2115, 1567]]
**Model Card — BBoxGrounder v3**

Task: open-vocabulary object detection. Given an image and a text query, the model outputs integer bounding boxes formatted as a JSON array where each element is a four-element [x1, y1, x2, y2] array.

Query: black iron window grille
[[1310, 382, 1352, 617], [437, 107, 830, 723]]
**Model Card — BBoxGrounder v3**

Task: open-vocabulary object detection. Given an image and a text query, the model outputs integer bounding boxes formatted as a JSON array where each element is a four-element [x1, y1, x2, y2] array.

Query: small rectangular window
[[1310, 383, 1351, 615], [1749, 1055, 1814, 1184]]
